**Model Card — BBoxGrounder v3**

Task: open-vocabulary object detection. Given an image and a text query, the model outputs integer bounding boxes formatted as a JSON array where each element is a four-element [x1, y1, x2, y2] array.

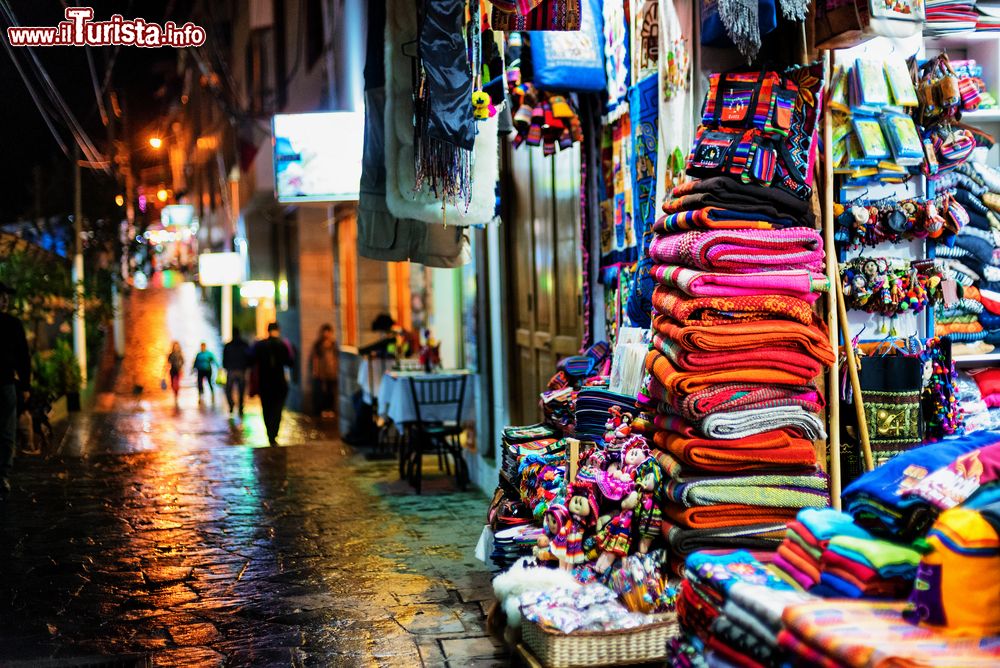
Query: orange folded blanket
[[652, 314, 835, 366], [651, 334, 825, 379], [653, 429, 818, 473], [646, 349, 818, 395], [651, 285, 814, 326], [664, 503, 802, 529]]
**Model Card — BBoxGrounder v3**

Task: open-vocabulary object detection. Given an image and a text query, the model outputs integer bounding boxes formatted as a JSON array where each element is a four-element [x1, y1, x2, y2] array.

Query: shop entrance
[[506, 143, 583, 425]]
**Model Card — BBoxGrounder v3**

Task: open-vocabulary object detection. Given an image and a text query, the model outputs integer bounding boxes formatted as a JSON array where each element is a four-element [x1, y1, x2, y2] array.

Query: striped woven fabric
[[646, 349, 819, 395], [651, 285, 814, 326], [652, 380, 825, 422], [649, 228, 825, 273], [664, 473, 829, 509], [650, 265, 825, 302], [651, 314, 836, 365], [650, 334, 825, 381]]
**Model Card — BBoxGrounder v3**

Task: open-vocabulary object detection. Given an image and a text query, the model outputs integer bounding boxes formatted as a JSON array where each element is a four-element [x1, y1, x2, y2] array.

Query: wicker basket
[[520, 613, 679, 667]]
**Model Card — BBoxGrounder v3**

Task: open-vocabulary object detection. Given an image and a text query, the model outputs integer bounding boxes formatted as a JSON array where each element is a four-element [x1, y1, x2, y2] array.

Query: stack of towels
[[924, 0, 979, 35], [643, 176, 837, 571], [772, 508, 921, 599]]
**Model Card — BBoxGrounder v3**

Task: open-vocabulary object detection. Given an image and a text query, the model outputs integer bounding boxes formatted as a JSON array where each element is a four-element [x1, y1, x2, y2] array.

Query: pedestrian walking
[[192, 342, 219, 402], [251, 322, 294, 446], [0, 282, 30, 500], [309, 323, 338, 419], [222, 329, 251, 417], [164, 342, 184, 405]]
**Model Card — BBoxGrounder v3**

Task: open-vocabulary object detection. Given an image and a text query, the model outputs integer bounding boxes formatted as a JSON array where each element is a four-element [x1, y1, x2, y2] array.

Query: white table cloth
[[357, 356, 395, 404], [377, 370, 475, 425]]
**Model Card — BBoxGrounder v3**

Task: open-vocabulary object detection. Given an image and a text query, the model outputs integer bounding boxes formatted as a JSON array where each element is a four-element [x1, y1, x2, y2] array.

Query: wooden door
[[507, 143, 583, 425]]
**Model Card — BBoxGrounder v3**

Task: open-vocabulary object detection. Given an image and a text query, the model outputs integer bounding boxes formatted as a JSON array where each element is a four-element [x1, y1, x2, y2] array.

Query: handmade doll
[[620, 436, 651, 476], [595, 485, 639, 572], [634, 458, 663, 554], [536, 504, 570, 564], [563, 479, 599, 569]]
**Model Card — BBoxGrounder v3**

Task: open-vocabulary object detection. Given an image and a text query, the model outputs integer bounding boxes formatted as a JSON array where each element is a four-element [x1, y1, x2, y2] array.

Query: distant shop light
[[156, 188, 169, 203], [161, 204, 195, 228], [240, 280, 275, 301], [272, 111, 364, 203], [198, 252, 244, 286], [115, 194, 125, 207], [149, 136, 163, 149]]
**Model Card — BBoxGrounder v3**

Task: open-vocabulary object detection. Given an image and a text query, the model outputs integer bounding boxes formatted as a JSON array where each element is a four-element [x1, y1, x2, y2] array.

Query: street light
[[148, 136, 163, 149], [115, 194, 125, 207], [156, 188, 169, 203]]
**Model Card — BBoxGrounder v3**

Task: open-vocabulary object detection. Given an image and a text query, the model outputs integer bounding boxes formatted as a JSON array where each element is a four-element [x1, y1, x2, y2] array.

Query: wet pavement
[[0, 286, 503, 667]]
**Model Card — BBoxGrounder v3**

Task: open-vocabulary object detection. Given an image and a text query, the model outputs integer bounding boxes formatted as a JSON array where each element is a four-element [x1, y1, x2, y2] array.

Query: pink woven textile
[[650, 265, 825, 303], [649, 229, 825, 273]]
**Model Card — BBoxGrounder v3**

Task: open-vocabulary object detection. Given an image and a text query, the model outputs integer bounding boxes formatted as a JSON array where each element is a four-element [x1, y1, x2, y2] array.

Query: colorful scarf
[[651, 286, 814, 326], [650, 265, 826, 303], [649, 228, 825, 273]]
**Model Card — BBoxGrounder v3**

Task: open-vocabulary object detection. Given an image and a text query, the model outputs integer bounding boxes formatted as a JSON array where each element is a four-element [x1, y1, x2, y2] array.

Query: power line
[[0, 0, 109, 172]]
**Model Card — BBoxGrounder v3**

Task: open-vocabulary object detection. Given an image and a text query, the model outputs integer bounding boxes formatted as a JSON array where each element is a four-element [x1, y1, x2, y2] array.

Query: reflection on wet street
[[0, 287, 501, 667]]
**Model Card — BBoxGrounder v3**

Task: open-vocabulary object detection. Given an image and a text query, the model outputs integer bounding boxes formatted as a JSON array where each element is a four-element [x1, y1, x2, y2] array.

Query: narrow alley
[[0, 287, 502, 667]]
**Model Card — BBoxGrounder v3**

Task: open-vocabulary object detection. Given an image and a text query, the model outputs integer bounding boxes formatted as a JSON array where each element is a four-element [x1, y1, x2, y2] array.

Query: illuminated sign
[[198, 252, 244, 286], [272, 111, 364, 203], [240, 280, 275, 301], [161, 204, 195, 228]]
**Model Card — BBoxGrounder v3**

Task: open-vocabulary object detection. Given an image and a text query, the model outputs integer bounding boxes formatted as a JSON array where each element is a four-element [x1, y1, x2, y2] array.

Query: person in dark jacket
[[222, 329, 252, 418], [0, 282, 30, 500], [252, 322, 294, 446]]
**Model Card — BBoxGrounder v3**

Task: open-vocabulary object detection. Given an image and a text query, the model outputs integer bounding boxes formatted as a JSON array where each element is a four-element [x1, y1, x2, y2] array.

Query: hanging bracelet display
[[840, 257, 944, 317]]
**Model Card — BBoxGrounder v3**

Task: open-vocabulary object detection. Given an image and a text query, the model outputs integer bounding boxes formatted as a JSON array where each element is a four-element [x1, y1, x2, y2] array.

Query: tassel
[[716, 0, 761, 62], [777, 0, 809, 22]]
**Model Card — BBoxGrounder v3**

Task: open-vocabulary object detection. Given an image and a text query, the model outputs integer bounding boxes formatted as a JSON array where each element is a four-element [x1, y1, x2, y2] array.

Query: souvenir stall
[[473, 0, 1000, 666]]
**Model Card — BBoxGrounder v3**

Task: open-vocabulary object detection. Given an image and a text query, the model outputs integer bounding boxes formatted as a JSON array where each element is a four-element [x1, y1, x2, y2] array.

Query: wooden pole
[[567, 438, 580, 483], [836, 275, 875, 472], [821, 50, 843, 510]]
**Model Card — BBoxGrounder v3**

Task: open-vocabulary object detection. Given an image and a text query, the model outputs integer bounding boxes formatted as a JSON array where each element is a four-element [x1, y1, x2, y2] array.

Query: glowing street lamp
[[148, 136, 163, 149], [115, 194, 125, 207], [156, 188, 169, 203]]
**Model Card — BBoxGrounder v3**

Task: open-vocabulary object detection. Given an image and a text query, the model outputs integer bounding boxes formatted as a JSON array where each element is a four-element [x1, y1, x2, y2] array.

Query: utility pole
[[73, 148, 88, 383]]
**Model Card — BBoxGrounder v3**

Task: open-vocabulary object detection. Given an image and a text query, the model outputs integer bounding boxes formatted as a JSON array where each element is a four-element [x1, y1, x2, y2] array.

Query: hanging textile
[[625, 74, 660, 328], [631, 0, 659, 83], [603, 0, 630, 111], [599, 114, 637, 277], [383, 0, 499, 226], [654, 0, 692, 212]]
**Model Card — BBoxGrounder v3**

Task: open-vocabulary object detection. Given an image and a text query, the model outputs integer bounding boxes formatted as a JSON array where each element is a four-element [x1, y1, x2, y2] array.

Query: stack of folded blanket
[[934, 161, 1000, 350], [645, 176, 836, 569], [677, 550, 811, 668], [780, 600, 1000, 666], [842, 430, 1000, 540], [772, 509, 922, 599]]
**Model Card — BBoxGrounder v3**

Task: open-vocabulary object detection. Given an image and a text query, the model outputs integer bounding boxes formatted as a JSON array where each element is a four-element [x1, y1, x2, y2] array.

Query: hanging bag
[[529, 0, 606, 91], [491, 0, 582, 31]]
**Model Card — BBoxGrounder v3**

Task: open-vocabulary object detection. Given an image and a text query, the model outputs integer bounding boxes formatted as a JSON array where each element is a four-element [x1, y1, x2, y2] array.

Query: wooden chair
[[402, 375, 469, 494]]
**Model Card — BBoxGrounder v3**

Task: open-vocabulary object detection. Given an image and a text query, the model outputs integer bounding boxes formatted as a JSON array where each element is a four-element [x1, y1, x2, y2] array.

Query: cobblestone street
[[0, 287, 503, 667]]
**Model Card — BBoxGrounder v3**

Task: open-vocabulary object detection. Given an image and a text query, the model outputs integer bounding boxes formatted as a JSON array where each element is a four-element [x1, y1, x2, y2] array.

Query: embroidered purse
[[491, 0, 582, 31]]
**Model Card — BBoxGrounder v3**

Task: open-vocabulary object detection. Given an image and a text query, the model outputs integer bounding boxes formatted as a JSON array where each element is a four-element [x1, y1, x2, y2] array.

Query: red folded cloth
[[651, 285, 815, 326]]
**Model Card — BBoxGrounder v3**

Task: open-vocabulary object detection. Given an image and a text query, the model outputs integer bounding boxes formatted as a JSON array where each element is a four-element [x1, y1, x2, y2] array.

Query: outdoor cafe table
[[376, 370, 475, 426]]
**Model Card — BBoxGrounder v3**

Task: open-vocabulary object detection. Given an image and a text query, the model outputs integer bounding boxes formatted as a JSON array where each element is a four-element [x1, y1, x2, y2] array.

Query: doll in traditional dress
[[634, 457, 663, 554], [595, 485, 639, 572], [563, 479, 599, 569], [536, 504, 570, 563], [620, 436, 651, 477]]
